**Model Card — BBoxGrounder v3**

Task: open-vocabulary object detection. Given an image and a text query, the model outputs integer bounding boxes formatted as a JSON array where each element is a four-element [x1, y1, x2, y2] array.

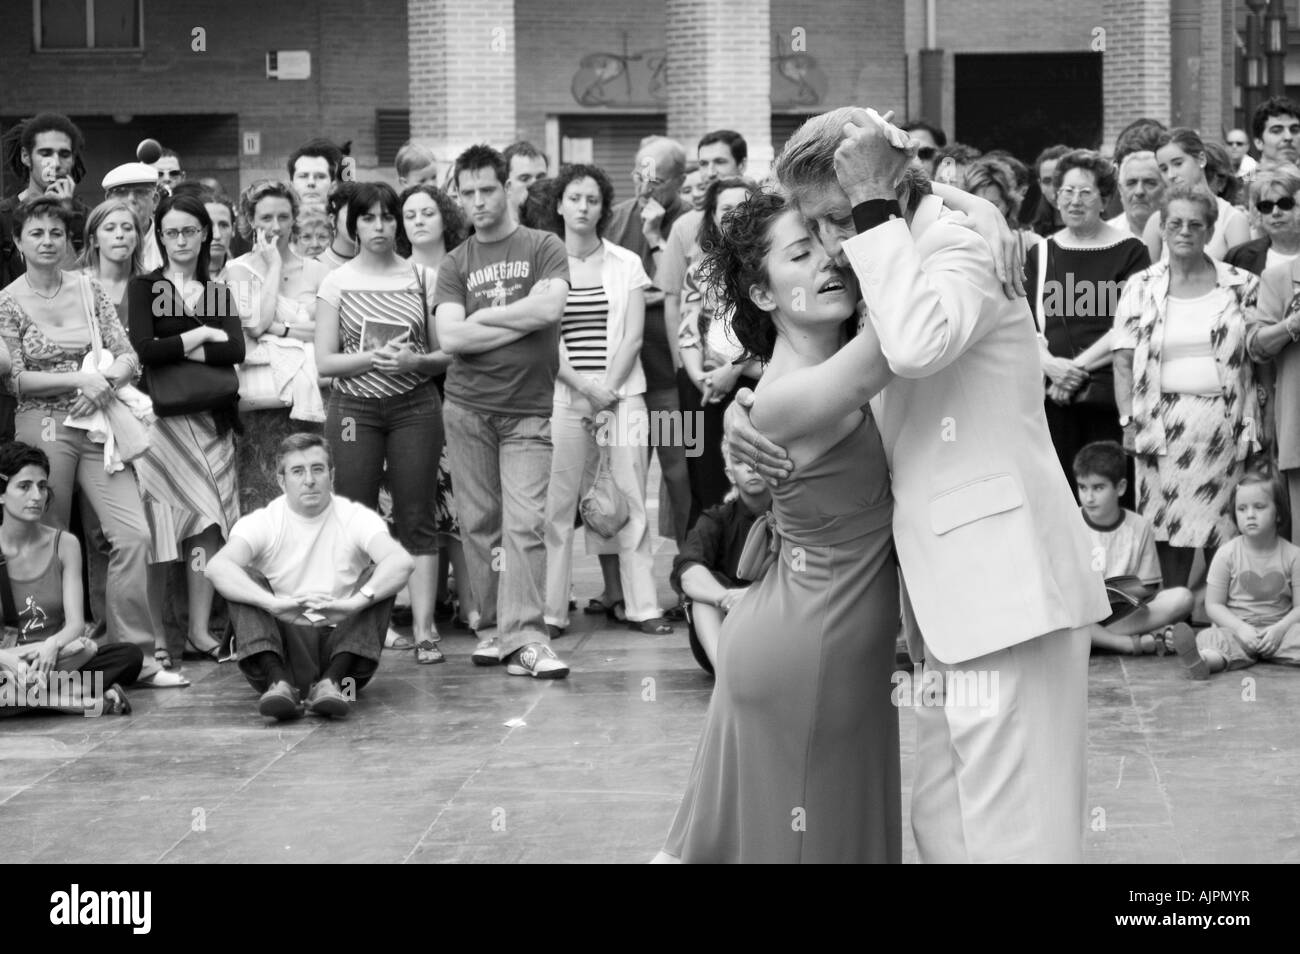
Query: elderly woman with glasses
[[1114, 185, 1262, 587], [1224, 165, 1300, 276], [1024, 149, 1151, 487]]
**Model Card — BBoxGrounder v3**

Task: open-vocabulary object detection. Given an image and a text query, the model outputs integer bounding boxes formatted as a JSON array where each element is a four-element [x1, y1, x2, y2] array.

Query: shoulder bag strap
[[78, 273, 105, 364], [415, 263, 434, 351]]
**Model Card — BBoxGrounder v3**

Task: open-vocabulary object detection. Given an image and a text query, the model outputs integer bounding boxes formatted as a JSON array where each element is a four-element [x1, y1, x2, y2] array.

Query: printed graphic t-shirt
[[434, 226, 569, 416], [1207, 535, 1300, 627]]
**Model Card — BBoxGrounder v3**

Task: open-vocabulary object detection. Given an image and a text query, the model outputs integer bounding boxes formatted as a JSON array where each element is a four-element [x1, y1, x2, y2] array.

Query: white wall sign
[[267, 50, 312, 80], [242, 132, 261, 156]]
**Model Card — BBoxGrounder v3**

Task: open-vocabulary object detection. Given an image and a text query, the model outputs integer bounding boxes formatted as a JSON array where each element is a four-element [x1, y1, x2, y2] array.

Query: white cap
[[102, 162, 160, 191]]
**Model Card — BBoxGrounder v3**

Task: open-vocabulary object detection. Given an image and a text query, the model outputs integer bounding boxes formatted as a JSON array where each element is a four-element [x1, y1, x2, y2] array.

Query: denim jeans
[[443, 400, 551, 657], [325, 380, 442, 555], [643, 386, 691, 546]]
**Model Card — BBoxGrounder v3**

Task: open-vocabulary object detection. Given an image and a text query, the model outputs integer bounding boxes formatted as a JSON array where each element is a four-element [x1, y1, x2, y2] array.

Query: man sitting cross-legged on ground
[[1073, 440, 1195, 655], [204, 433, 414, 720]]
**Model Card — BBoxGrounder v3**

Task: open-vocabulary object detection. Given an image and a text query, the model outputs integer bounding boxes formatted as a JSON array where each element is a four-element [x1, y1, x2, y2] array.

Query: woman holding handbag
[[316, 182, 447, 663], [224, 180, 329, 513], [126, 192, 245, 664], [0, 441, 140, 716], [0, 196, 183, 688], [1023, 149, 1150, 491], [542, 164, 670, 637]]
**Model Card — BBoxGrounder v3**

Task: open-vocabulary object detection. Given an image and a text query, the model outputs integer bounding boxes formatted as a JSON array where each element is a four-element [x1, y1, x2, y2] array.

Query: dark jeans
[[325, 380, 443, 555], [677, 368, 759, 532], [231, 571, 393, 696], [1157, 543, 1216, 590], [83, 642, 145, 688]]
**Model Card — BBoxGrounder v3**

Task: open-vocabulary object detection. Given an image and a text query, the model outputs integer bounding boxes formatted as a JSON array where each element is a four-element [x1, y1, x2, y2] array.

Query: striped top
[[561, 285, 610, 374], [317, 263, 433, 399]]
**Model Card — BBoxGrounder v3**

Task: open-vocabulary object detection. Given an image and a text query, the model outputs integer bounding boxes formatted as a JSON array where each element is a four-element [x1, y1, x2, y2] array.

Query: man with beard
[[729, 107, 1108, 863]]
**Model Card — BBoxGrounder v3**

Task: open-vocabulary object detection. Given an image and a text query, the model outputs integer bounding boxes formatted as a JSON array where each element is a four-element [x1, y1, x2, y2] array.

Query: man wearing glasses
[[151, 148, 185, 193], [102, 162, 164, 270], [1225, 129, 1258, 183]]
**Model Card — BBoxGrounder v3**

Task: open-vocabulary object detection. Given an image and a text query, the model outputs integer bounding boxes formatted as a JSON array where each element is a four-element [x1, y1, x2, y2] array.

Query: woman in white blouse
[[543, 164, 670, 636]]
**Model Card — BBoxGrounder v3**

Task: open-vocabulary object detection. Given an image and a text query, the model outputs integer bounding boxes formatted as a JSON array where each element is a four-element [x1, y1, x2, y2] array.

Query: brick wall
[[0, 0, 408, 194], [1101, 0, 1172, 147], [409, 0, 517, 166]]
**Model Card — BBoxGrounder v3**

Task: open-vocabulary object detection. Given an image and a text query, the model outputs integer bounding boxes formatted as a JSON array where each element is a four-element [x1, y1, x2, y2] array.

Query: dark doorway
[[954, 53, 1103, 165]]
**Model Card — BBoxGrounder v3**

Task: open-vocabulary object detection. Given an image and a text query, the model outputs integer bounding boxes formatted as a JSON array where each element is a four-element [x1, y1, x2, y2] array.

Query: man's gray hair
[[636, 136, 687, 179], [775, 107, 931, 209]]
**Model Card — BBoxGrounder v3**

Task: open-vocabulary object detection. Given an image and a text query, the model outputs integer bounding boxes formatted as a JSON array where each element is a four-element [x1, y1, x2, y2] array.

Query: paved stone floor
[[3, 470, 1299, 863]]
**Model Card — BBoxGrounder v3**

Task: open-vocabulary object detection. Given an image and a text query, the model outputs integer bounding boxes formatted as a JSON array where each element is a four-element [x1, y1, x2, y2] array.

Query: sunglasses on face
[[1257, 197, 1297, 214], [916, 147, 936, 161]]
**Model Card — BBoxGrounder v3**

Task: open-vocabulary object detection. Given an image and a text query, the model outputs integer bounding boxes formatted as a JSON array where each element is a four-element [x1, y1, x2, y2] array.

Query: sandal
[[184, 637, 222, 662], [386, 632, 417, 651], [154, 648, 175, 671], [584, 597, 611, 615], [415, 639, 445, 664], [664, 601, 687, 623], [136, 669, 191, 689], [628, 617, 673, 635], [605, 599, 627, 623], [101, 684, 132, 716]]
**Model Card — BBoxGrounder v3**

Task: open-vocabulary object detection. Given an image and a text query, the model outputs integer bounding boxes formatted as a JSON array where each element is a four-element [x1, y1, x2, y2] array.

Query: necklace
[[568, 240, 602, 262], [24, 272, 63, 300]]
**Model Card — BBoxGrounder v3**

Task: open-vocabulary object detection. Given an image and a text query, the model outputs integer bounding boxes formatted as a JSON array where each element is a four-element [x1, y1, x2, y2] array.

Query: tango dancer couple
[[653, 108, 1109, 864]]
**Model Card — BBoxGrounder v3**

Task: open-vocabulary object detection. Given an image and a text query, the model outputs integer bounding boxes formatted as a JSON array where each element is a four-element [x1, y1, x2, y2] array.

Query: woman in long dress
[[655, 190, 901, 864]]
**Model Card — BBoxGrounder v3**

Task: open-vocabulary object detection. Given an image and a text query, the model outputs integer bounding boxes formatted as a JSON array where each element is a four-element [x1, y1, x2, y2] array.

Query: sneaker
[[471, 636, 502, 667], [305, 678, 350, 717], [1168, 623, 1209, 680], [258, 680, 302, 720], [505, 643, 570, 680]]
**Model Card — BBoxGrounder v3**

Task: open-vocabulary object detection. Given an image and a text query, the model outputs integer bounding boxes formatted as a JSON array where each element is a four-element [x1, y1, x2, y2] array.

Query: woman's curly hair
[[397, 182, 469, 255], [696, 188, 790, 363]]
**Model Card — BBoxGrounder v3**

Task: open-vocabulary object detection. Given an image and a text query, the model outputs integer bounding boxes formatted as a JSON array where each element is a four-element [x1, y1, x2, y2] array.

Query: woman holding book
[[316, 182, 449, 663]]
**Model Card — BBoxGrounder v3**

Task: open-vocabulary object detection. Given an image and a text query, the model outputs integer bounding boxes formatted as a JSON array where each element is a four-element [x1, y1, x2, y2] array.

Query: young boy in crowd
[[1074, 441, 1195, 654], [669, 443, 771, 675]]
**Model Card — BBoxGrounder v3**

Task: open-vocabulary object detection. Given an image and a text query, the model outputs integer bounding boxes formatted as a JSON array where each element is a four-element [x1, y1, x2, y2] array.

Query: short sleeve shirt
[[1082, 509, 1162, 586], [1207, 535, 1300, 627], [229, 495, 390, 601], [434, 226, 569, 416]]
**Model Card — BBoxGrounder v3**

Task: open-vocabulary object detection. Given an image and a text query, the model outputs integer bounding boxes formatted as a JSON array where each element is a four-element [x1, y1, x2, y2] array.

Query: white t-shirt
[[1266, 247, 1298, 273], [229, 494, 390, 600], [1160, 291, 1221, 395]]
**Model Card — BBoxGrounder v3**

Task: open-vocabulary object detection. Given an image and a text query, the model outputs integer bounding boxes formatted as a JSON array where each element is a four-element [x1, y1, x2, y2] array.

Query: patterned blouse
[[0, 275, 140, 415], [1111, 258, 1261, 462]]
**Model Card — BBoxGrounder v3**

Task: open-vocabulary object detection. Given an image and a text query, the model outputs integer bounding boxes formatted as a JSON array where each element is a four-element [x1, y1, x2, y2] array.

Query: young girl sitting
[[1172, 469, 1300, 677]]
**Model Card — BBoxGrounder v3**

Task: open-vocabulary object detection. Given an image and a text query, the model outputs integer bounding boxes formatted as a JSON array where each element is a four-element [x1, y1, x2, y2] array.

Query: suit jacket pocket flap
[[929, 473, 1023, 535]]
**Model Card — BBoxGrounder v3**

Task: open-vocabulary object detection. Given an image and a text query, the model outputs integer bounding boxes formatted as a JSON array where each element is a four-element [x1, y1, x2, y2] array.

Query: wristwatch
[[358, 585, 376, 603]]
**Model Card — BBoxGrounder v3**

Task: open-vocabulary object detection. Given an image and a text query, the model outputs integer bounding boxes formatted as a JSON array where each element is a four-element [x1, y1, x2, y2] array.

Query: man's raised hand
[[834, 107, 914, 206]]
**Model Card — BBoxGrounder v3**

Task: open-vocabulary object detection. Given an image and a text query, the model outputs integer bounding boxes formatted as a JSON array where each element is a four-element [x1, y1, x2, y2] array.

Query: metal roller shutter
[[557, 114, 667, 205]]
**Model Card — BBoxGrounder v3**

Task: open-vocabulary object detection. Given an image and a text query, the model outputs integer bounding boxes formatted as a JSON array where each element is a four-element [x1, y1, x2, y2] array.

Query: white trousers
[[911, 627, 1090, 863], [543, 396, 661, 625]]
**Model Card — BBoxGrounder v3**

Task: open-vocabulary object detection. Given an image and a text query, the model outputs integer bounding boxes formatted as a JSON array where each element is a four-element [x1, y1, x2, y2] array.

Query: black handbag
[[144, 283, 240, 417]]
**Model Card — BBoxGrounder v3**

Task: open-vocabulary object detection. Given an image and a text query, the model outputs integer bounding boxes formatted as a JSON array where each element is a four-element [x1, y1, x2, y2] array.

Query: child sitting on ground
[[669, 442, 771, 675], [1172, 467, 1300, 678], [1074, 441, 1195, 654]]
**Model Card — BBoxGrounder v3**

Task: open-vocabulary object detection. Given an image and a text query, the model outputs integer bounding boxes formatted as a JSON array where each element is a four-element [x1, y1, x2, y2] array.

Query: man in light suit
[[731, 107, 1109, 862]]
